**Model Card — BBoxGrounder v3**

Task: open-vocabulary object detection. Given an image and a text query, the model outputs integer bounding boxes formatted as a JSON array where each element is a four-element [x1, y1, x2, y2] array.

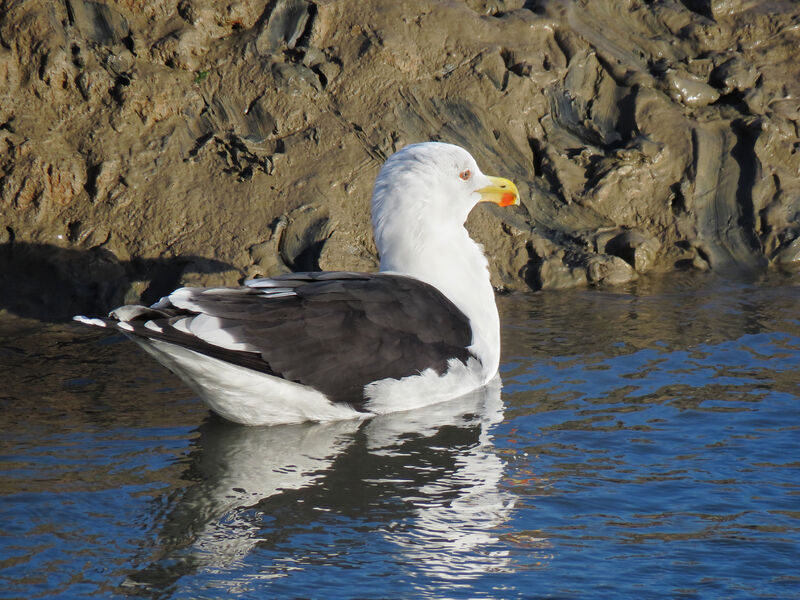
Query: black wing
[[106, 272, 473, 405]]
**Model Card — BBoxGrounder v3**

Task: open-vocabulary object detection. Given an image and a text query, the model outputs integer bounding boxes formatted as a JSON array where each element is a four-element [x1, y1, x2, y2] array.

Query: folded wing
[[101, 272, 474, 406]]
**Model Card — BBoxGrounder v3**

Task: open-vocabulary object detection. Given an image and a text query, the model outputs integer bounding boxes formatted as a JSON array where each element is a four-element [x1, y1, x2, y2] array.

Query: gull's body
[[75, 142, 519, 425]]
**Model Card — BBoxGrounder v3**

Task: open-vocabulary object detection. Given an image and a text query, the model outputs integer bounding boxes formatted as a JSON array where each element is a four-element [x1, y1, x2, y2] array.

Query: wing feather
[[109, 273, 473, 406]]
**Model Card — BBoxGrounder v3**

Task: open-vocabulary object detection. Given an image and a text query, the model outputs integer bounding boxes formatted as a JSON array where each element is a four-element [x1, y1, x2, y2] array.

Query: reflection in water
[[365, 380, 514, 583], [126, 418, 361, 592], [126, 379, 515, 595]]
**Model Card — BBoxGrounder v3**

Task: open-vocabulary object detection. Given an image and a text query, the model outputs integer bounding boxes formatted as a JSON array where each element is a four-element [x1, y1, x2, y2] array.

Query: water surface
[[1, 272, 799, 599]]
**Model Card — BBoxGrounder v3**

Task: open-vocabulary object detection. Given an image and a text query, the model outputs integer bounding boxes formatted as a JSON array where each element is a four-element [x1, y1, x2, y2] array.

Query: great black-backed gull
[[75, 142, 520, 425]]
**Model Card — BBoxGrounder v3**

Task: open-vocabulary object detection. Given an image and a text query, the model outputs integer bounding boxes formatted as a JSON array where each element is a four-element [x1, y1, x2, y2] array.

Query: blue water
[[1, 272, 799, 599]]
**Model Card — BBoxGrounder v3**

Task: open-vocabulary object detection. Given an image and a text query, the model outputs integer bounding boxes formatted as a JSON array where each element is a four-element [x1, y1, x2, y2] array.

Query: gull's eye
[[459, 169, 472, 181]]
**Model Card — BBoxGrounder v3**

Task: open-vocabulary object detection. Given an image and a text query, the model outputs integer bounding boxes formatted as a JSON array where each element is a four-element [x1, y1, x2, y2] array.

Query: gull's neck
[[377, 217, 500, 381]]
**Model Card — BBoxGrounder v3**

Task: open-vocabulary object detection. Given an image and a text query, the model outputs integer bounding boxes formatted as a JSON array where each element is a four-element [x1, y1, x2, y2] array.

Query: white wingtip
[[73, 315, 108, 328], [245, 278, 286, 288], [168, 287, 200, 311], [144, 320, 164, 333], [151, 296, 172, 309]]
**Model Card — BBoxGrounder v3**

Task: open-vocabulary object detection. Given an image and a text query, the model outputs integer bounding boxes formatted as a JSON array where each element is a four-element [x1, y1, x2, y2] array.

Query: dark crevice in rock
[[696, 245, 711, 266], [109, 73, 131, 104], [290, 237, 328, 272], [187, 132, 214, 159], [716, 89, 750, 115], [84, 162, 101, 200], [615, 89, 639, 142], [670, 182, 686, 215], [357, 36, 373, 59], [501, 49, 532, 78], [70, 43, 84, 68], [294, 2, 317, 50], [607, 242, 636, 268], [528, 138, 543, 177], [730, 118, 762, 252], [677, 0, 713, 20], [121, 33, 135, 55], [311, 65, 328, 88], [67, 220, 82, 243]]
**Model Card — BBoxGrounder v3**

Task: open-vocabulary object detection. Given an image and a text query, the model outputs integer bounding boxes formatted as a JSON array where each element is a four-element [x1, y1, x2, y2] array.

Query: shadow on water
[[0, 242, 234, 321], [123, 381, 513, 597]]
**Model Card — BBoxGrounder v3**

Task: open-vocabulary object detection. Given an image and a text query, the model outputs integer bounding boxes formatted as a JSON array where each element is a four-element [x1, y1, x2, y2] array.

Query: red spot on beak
[[499, 193, 516, 207]]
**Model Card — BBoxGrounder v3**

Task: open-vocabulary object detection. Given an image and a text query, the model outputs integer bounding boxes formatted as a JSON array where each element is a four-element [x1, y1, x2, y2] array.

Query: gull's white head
[[371, 142, 519, 269]]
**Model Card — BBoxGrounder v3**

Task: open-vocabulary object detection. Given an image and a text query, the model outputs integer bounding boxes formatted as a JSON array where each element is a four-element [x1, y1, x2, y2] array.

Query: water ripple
[[2, 273, 799, 598]]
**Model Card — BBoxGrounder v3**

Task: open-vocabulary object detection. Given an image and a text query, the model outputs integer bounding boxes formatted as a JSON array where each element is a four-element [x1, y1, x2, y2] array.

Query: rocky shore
[[1, 0, 798, 319]]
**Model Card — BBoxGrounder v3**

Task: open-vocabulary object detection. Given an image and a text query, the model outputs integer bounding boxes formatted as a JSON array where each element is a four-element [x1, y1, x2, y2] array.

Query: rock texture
[[1, 0, 799, 318]]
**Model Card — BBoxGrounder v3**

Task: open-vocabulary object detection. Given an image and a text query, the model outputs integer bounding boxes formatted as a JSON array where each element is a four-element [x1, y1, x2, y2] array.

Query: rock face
[[1, 0, 799, 318]]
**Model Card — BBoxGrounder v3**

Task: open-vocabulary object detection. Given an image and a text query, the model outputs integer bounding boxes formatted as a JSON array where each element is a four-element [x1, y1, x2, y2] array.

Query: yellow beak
[[476, 176, 520, 207]]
